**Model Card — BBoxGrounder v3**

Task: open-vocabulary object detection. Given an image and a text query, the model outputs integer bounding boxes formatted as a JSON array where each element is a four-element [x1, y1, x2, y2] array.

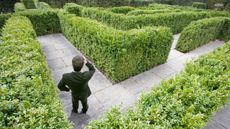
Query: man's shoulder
[[62, 72, 73, 78]]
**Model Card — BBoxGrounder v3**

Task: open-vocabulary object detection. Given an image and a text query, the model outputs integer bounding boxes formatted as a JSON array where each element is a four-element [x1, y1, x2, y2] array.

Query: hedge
[[87, 41, 230, 129], [16, 9, 60, 36], [14, 2, 26, 12], [36, 2, 51, 9], [64, 3, 230, 34], [21, 0, 36, 9], [127, 9, 181, 16], [176, 17, 230, 52], [192, 2, 207, 9], [0, 16, 72, 128], [58, 10, 173, 82], [106, 6, 135, 14]]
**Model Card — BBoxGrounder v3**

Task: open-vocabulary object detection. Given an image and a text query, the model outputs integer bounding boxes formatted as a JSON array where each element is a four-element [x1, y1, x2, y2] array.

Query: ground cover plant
[[0, 16, 72, 128], [64, 3, 230, 34], [58, 10, 173, 82], [87, 42, 230, 129], [176, 17, 230, 52]]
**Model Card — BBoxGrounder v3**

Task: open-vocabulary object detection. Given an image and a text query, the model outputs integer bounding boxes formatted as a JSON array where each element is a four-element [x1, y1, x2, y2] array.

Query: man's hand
[[65, 88, 70, 92], [83, 56, 87, 64]]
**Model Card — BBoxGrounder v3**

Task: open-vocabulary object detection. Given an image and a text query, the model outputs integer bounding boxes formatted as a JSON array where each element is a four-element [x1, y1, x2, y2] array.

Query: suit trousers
[[72, 96, 88, 113]]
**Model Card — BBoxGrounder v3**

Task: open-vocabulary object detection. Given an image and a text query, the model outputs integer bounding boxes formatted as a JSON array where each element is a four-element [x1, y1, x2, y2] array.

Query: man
[[58, 55, 95, 114]]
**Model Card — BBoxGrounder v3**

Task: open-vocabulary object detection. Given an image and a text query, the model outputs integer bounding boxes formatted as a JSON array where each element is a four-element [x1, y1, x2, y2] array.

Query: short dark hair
[[72, 55, 84, 71]]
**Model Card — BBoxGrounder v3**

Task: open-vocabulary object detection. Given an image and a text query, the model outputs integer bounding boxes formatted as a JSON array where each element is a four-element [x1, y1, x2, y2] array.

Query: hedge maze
[[0, 1, 229, 128]]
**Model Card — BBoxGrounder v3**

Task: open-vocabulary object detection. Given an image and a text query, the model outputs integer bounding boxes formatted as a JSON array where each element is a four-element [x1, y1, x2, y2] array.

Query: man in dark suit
[[58, 55, 95, 114]]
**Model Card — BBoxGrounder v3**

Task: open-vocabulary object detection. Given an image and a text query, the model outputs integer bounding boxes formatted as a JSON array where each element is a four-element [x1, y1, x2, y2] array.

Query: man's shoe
[[72, 109, 78, 113], [79, 111, 87, 114]]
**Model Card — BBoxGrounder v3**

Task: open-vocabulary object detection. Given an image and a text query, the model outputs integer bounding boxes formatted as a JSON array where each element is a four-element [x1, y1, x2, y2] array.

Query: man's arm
[[84, 61, 96, 80], [58, 75, 70, 92]]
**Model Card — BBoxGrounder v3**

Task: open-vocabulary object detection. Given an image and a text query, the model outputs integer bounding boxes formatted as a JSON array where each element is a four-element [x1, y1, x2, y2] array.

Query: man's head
[[72, 55, 84, 72]]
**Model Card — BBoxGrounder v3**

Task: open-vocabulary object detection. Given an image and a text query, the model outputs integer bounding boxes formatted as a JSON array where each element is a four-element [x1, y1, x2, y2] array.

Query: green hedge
[[106, 6, 135, 14], [14, 2, 26, 12], [176, 17, 230, 52], [87, 42, 230, 129], [192, 2, 207, 9], [21, 0, 36, 9], [36, 2, 51, 9], [58, 10, 173, 82], [127, 9, 181, 16], [64, 3, 230, 34], [16, 9, 60, 36], [0, 16, 72, 129]]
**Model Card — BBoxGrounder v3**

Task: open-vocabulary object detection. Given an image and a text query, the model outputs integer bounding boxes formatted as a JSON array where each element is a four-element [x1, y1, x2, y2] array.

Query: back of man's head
[[72, 55, 84, 72]]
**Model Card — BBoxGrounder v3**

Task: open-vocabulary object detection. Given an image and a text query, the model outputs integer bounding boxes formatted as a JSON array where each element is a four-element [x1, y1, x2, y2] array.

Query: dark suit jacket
[[58, 62, 95, 98]]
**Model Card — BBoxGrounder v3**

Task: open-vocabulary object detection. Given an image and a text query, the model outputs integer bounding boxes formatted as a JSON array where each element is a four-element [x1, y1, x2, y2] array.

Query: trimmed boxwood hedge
[[36, 2, 51, 10], [176, 17, 230, 52], [106, 6, 135, 14], [58, 10, 173, 82], [0, 9, 60, 36], [192, 2, 207, 9], [14, 2, 26, 12], [127, 9, 181, 16], [64, 3, 230, 34], [0, 16, 72, 128], [21, 0, 36, 9], [87, 42, 230, 129], [16, 9, 61, 36]]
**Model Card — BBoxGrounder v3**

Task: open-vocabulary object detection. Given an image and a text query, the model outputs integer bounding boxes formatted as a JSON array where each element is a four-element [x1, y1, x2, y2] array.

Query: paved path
[[38, 34, 227, 129]]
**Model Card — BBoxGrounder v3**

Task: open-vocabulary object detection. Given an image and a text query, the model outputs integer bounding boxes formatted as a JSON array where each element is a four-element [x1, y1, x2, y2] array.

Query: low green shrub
[[16, 9, 60, 36], [36, 2, 51, 9], [64, 3, 84, 16], [14, 2, 26, 12], [0, 16, 72, 129], [58, 10, 173, 82], [65, 3, 230, 33], [224, 3, 230, 11], [21, 0, 36, 9], [192, 2, 207, 9], [176, 17, 230, 52], [127, 9, 181, 15], [106, 6, 135, 14], [87, 42, 230, 129]]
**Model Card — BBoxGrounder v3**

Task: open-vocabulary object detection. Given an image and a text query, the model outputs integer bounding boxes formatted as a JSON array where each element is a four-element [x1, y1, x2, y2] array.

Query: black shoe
[[72, 109, 78, 113], [79, 111, 87, 114]]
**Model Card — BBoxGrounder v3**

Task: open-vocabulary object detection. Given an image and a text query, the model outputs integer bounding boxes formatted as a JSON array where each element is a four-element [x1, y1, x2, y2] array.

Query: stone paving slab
[[38, 33, 227, 129]]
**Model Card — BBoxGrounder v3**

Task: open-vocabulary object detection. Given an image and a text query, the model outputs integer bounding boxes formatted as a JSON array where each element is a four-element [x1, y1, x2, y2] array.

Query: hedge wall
[[14, 2, 26, 12], [192, 2, 207, 9], [127, 9, 181, 16], [176, 17, 230, 52], [87, 41, 230, 129], [58, 10, 173, 82], [16, 9, 61, 36], [21, 0, 36, 9], [64, 3, 230, 34], [0, 16, 72, 128], [106, 6, 136, 14]]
